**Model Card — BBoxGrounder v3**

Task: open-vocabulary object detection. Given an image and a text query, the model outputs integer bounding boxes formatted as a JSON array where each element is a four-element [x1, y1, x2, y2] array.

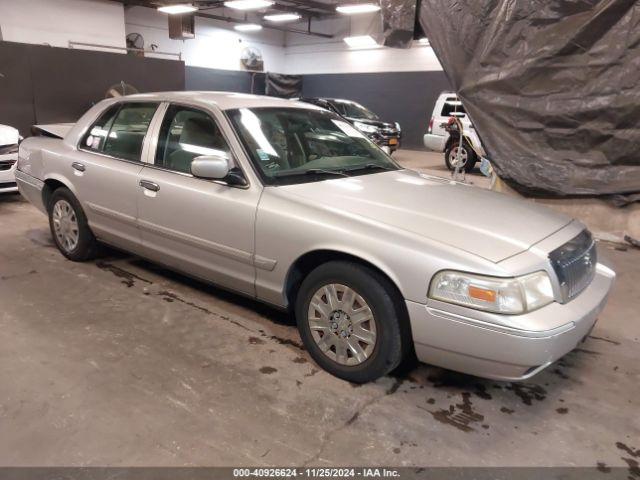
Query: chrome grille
[[549, 230, 597, 302], [379, 128, 399, 138], [0, 160, 16, 171], [0, 144, 18, 156]]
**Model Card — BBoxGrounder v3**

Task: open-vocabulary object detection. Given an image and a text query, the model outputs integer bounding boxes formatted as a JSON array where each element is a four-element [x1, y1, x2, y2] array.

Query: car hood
[[345, 117, 397, 130], [278, 169, 573, 263], [0, 125, 19, 147]]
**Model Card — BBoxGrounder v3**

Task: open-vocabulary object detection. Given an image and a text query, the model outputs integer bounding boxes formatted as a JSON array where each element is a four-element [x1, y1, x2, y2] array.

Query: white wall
[[0, 1, 440, 75], [0, 0, 126, 49], [283, 42, 442, 74], [124, 6, 286, 72]]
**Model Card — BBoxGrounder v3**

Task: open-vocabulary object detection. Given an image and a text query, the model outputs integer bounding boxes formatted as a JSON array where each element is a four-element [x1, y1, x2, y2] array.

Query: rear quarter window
[[441, 99, 466, 117], [81, 102, 158, 162]]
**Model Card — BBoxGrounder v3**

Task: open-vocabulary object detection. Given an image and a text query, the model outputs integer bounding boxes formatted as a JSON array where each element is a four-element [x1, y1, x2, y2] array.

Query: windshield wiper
[[274, 168, 349, 178], [345, 163, 396, 173]]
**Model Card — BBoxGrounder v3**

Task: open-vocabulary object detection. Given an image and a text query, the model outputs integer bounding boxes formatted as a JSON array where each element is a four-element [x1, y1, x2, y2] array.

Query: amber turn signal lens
[[468, 285, 497, 303]]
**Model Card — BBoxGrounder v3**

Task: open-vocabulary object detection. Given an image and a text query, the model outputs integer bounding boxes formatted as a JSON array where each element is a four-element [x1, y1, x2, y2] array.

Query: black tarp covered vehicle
[[417, 0, 640, 202]]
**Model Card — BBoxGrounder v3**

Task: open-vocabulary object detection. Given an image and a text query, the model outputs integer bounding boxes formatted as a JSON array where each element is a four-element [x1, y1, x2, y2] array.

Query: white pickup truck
[[423, 93, 485, 172]]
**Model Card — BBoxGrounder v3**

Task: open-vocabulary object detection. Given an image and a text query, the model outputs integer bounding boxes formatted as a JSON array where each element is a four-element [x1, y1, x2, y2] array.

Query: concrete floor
[[0, 151, 639, 469]]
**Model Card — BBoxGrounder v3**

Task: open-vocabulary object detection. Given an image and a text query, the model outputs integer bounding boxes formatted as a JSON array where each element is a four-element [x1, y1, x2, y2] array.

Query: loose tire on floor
[[48, 187, 98, 262], [295, 261, 406, 383]]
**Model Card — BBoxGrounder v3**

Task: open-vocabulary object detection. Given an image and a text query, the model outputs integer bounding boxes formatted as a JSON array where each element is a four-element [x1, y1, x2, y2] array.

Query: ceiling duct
[[169, 12, 196, 39]]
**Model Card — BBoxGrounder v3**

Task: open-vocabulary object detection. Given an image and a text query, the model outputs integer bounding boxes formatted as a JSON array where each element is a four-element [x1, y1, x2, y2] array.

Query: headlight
[[353, 121, 379, 134], [428, 270, 554, 314]]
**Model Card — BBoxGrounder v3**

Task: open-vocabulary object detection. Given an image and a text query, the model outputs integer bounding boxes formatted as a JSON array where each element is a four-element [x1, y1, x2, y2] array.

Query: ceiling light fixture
[[157, 3, 198, 14], [418, 37, 430, 45], [264, 13, 301, 22], [336, 3, 381, 14], [343, 35, 378, 48], [234, 23, 263, 31], [224, 0, 274, 10]]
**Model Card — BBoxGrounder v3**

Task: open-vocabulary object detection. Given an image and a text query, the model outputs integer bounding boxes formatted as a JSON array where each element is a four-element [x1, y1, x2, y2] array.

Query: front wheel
[[445, 139, 477, 173], [48, 187, 98, 261], [295, 261, 406, 383]]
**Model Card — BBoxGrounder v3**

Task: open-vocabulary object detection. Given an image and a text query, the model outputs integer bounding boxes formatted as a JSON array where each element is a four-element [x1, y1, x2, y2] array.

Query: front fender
[[254, 188, 500, 308], [281, 244, 406, 308]]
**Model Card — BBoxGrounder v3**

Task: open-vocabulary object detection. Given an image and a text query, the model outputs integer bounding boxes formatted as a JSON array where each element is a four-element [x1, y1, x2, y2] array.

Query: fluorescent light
[[157, 3, 197, 14], [336, 3, 381, 14], [264, 13, 301, 22], [234, 23, 263, 31], [418, 37, 430, 45], [224, 0, 274, 10], [344, 35, 378, 48]]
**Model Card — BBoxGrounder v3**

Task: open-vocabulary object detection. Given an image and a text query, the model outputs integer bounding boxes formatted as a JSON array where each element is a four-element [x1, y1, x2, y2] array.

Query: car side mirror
[[191, 154, 248, 187], [191, 154, 230, 180]]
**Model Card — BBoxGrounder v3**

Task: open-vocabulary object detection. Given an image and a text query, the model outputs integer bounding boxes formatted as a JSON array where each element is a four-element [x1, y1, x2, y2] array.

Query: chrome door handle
[[72, 162, 86, 172], [139, 180, 160, 192]]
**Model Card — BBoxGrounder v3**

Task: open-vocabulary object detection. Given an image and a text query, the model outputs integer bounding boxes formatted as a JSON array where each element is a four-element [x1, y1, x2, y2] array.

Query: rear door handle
[[139, 180, 160, 192], [72, 162, 85, 172]]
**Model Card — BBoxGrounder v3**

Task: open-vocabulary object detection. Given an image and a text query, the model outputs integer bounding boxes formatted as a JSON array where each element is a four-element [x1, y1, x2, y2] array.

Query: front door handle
[[72, 162, 86, 172], [139, 180, 160, 192]]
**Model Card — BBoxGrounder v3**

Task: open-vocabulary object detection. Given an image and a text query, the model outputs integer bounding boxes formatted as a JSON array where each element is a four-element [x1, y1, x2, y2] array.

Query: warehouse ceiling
[[116, 0, 348, 19], [113, 0, 368, 37]]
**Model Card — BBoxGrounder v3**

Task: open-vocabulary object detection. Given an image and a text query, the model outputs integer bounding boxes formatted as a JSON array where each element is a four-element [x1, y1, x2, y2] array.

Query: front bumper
[[423, 133, 447, 152], [368, 131, 401, 151], [15, 169, 46, 212], [407, 263, 616, 381], [0, 154, 18, 193]]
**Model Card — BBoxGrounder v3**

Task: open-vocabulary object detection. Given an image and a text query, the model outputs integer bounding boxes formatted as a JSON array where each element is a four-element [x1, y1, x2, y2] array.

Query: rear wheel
[[48, 187, 98, 261], [445, 139, 477, 173], [295, 261, 406, 383]]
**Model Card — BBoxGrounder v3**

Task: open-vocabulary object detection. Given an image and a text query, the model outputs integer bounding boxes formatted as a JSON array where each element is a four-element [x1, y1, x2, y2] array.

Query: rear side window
[[441, 98, 466, 116], [323, 101, 341, 114], [82, 105, 119, 153], [82, 102, 158, 162]]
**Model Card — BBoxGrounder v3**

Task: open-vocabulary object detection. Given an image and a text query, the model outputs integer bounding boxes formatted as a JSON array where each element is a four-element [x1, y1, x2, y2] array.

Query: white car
[[423, 92, 485, 172], [0, 125, 21, 193]]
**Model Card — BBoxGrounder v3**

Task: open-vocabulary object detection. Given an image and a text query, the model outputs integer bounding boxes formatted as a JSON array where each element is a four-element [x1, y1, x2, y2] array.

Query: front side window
[[155, 105, 230, 174], [82, 102, 158, 162], [227, 107, 399, 185]]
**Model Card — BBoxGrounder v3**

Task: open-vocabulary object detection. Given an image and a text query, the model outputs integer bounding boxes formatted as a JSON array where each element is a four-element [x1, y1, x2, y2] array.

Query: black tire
[[48, 187, 98, 262], [445, 139, 477, 173], [295, 261, 407, 383]]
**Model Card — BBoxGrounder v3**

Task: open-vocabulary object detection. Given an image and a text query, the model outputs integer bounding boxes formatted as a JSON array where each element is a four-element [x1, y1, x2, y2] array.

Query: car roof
[[308, 97, 357, 104], [116, 91, 321, 111]]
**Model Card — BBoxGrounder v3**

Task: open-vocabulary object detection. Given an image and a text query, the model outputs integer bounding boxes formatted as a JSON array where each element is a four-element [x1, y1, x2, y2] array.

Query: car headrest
[[179, 116, 219, 149]]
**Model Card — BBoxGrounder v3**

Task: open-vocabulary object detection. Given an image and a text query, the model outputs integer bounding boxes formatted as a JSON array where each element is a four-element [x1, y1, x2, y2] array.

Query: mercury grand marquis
[[15, 92, 615, 383]]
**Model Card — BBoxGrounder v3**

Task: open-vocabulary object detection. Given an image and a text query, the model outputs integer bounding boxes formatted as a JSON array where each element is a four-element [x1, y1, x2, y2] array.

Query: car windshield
[[331, 100, 379, 121], [227, 107, 399, 185]]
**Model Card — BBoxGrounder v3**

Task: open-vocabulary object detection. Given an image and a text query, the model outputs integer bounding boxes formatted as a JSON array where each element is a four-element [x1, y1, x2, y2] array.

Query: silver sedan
[[15, 92, 615, 383]]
